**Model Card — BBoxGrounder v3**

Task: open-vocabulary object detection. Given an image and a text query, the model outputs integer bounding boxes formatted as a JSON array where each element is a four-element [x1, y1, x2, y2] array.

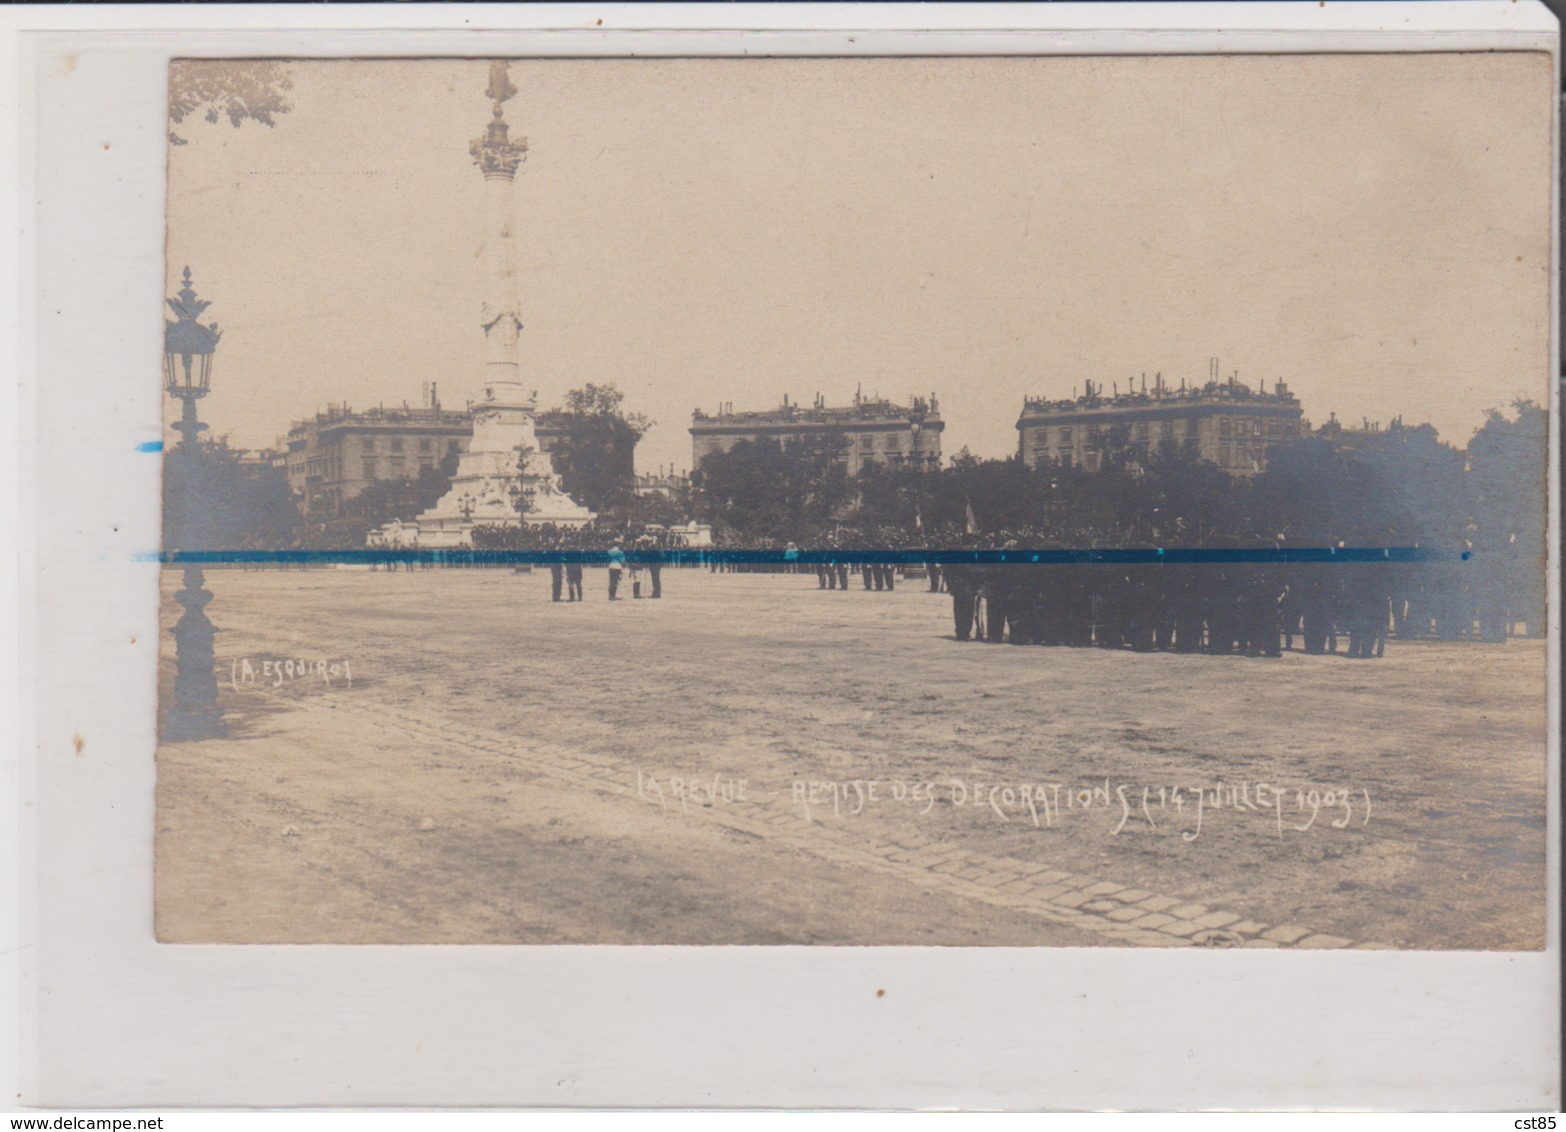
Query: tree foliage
[[542, 383, 651, 515], [163, 437, 301, 550], [168, 60, 294, 146], [690, 434, 854, 540], [687, 409, 1546, 593]]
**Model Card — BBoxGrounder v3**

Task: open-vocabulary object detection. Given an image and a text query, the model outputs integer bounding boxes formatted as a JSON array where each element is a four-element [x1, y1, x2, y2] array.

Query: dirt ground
[[156, 564, 1549, 948]]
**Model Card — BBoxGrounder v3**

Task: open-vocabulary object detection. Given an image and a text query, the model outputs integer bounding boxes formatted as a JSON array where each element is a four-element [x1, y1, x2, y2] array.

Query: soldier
[[566, 554, 585, 602], [945, 558, 980, 641], [1293, 558, 1330, 654], [1008, 556, 1053, 646], [978, 541, 1020, 644], [1118, 542, 1161, 652], [1060, 551, 1096, 648], [1239, 535, 1285, 658], [648, 531, 665, 599], [547, 532, 565, 602], [631, 534, 653, 599], [1345, 557, 1391, 659], [607, 540, 626, 600], [1202, 536, 1244, 655]]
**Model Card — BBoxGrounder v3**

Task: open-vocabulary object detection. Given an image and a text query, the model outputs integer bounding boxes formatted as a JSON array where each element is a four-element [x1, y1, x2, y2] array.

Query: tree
[[168, 61, 294, 146], [1354, 420, 1465, 545], [1250, 437, 1371, 543], [1140, 443, 1243, 542], [1468, 400, 1547, 549], [163, 437, 301, 550], [542, 383, 651, 515], [1466, 399, 1548, 635], [690, 434, 852, 540], [625, 488, 690, 529], [850, 460, 937, 531], [936, 453, 1041, 533]]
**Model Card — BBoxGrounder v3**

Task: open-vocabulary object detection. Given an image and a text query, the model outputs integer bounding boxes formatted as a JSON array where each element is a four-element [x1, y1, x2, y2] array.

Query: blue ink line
[[137, 441, 164, 453], [144, 547, 1465, 567]]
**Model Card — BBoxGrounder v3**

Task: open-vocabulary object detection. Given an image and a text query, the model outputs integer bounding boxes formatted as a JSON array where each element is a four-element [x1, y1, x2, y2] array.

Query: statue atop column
[[486, 60, 518, 105]]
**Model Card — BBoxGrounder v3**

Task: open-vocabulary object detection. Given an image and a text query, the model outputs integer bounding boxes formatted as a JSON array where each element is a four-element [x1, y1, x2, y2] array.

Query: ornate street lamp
[[163, 267, 226, 741], [165, 266, 222, 445]]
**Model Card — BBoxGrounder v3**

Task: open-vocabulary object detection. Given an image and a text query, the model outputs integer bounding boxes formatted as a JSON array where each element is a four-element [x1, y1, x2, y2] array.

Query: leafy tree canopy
[[168, 61, 294, 146]]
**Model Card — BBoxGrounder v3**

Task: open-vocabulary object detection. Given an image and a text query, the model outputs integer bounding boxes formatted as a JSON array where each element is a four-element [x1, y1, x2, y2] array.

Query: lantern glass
[[164, 318, 218, 396], [163, 350, 209, 395]]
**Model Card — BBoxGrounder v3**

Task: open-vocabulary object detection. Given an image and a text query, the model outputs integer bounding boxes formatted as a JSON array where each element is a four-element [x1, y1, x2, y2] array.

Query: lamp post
[[163, 267, 226, 741]]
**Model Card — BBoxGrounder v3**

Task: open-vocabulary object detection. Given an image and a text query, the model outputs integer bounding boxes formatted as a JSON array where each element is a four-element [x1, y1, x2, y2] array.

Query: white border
[[8, 3, 1560, 1111]]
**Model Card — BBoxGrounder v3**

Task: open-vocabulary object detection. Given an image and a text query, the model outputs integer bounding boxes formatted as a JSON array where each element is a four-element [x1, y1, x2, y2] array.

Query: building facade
[[1016, 375, 1304, 474], [690, 393, 944, 476], [282, 399, 584, 516], [283, 401, 470, 516]]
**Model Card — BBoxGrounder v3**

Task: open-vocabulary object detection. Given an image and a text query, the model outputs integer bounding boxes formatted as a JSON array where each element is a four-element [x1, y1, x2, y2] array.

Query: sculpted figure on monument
[[486, 61, 518, 106]]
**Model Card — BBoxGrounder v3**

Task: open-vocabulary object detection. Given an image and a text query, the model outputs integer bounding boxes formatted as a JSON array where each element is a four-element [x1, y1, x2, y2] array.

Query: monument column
[[470, 63, 527, 387], [396, 61, 593, 544]]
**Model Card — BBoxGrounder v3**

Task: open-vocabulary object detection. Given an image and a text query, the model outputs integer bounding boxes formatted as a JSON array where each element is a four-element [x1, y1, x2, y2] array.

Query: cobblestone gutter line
[[289, 690, 1385, 951]]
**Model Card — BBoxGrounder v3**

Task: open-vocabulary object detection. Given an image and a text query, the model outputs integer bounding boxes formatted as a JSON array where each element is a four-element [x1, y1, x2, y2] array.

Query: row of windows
[[1218, 418, 1294, 439], [1032, 422, 1186, 446], [349, 435, 462, 455], [359, 456, 437, 479], [707, 430, 926, 456], [1031, 417, 1299, 448], [1032, 437, 1199, 459], [1219, 443, 1269, 468], [296, 454, 444, 483]]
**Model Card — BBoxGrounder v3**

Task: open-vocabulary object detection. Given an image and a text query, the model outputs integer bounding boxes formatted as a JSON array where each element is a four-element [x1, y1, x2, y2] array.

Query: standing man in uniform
[[566, 551, 585, 602], [547, 531, 565, 603], [649, 530, 665, 599], [607, 539, 627, 600], [947, 560, 979, 641]]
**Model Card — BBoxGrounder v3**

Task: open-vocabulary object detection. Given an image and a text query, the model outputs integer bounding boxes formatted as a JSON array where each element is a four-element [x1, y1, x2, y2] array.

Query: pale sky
[[166, 54, 1553, 474]]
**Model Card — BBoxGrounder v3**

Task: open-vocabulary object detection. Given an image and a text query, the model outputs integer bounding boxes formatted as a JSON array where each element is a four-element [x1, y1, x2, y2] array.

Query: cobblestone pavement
[[295, 687, 1383, 950]]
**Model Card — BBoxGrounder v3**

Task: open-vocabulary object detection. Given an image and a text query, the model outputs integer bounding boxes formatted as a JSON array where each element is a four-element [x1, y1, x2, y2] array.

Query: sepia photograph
[[154, 52, 1551, 951]]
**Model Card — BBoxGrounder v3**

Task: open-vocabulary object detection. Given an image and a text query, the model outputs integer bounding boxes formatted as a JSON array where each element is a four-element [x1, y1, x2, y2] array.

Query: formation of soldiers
[[933, 529, 1514, 657], [454, 516, 1528, 647]]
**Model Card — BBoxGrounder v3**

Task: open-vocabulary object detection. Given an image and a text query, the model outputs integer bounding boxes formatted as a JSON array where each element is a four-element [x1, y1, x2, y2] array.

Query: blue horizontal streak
[[147, 547, 1465, 567]]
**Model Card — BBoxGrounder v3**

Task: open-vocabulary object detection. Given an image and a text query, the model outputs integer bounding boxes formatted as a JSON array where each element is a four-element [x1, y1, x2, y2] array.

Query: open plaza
[[154, 564, 1548, 949]]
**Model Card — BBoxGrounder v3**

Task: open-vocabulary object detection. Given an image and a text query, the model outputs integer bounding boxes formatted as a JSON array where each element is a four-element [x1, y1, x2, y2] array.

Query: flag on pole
[[964, 497, 979, 535]]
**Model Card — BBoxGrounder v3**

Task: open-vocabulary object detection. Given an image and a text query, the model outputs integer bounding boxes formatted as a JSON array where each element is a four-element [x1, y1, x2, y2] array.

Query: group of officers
[[534, 527, 673, 603], [815, 559, 900, 592]]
